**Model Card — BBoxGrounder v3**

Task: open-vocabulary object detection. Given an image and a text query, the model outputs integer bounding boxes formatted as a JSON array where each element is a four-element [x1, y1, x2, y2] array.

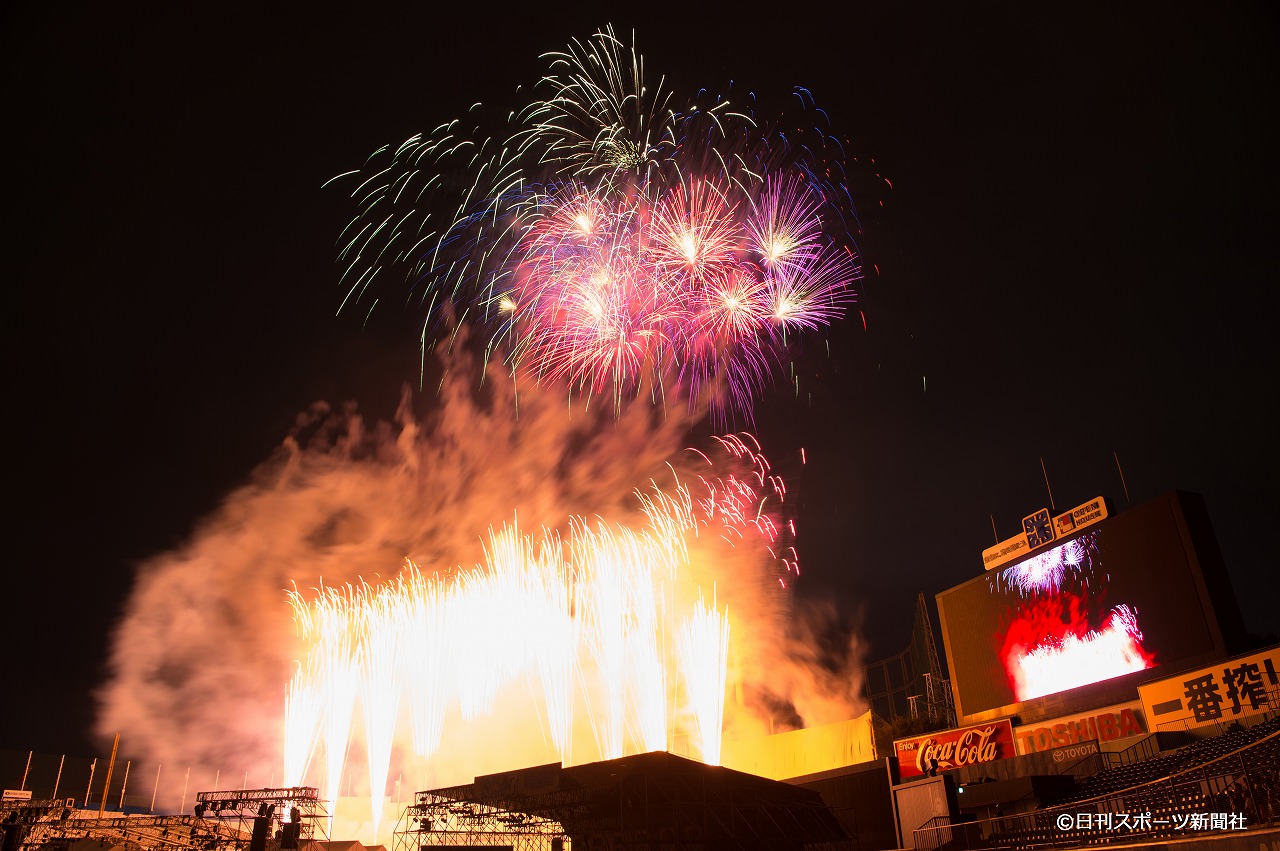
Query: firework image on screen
[[993, 531, 1156, 702], [98, 26, 869, 842]]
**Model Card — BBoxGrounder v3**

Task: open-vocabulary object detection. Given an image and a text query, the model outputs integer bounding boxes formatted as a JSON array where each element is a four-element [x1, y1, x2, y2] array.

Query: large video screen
[[937, 494, 1226, 719]]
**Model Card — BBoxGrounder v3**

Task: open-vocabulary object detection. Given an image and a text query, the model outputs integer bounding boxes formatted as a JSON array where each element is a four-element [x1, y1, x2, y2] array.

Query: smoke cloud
[[97, 343, 864, 811]]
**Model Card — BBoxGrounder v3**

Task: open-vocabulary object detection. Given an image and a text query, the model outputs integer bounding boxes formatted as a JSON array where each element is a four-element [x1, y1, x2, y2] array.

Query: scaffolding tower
[[917, 592, 955, 727], [864, 593, 955, 729]]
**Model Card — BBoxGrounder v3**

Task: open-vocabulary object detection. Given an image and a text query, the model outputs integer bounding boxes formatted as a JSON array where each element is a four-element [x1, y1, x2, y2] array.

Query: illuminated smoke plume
[[98, 351, 865, 817]]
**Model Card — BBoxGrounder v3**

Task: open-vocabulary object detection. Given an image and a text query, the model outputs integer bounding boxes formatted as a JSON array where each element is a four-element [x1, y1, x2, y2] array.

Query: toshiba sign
[[1013, 701, 1147, 755]]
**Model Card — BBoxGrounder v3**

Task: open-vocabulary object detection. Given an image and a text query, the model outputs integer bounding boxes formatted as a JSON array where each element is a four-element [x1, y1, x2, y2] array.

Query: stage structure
[[392, 752, 845, 851], [192, 787, 329, 851], [1, 800, 247, 851], [1, 798, 67, 851]]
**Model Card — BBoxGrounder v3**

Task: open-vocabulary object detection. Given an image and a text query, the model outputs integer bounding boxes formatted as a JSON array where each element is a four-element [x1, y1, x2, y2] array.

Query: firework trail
[[400, 568, 454, 759], [283, 655, 323, 789], [357, 587, 401, 834], [678, 592, 731, 766], [333, 26, 862, 420]]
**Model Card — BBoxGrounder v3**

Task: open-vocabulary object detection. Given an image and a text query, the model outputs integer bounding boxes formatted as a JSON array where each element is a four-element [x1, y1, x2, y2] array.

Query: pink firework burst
[[502, 174, 855, 411], [336, 26, 864, 419]]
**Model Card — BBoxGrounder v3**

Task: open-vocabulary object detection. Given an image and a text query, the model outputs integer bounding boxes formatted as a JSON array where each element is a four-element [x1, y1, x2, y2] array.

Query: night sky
[[6, 4, 1277, 760]]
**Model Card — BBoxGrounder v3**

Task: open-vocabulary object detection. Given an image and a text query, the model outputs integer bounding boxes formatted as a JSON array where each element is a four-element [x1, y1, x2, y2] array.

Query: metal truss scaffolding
[[3, 803, 246, 851], [0, 788, 331, 851], [191, 787, 329, 851], [393, 752, 846, 850], [397, 792, 566, 851], [865, 593, 954, 728]]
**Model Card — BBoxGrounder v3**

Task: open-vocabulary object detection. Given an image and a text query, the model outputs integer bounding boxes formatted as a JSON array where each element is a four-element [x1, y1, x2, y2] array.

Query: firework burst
[[332, 25, 862, 420]]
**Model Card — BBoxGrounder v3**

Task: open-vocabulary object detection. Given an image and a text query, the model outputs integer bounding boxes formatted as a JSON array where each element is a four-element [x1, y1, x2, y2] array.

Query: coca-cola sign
[[894, 719, 1016, 779]]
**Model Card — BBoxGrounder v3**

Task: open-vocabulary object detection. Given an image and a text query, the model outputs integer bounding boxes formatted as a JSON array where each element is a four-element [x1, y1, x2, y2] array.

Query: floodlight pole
[[52, 754, 65, 801], [118, 760, 132, 810], [99, 733, 120, 817], [85, 759, 97, 809]]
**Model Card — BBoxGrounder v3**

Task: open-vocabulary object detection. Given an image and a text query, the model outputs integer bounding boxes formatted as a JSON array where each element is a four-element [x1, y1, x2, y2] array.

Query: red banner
[[894, 720, 1016, 779]]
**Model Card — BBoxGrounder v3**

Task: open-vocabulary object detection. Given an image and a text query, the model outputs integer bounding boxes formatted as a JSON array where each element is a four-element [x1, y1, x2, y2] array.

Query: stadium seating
[[982, 714, 1280, 849]]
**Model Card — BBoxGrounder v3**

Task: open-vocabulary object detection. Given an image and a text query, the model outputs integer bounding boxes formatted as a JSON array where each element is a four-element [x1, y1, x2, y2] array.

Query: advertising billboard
[[1138, 645, 1280, 732], [893, 719, 1016, 780], [1013, 700, 1147, 755], [937, 492, 1232, 723]]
